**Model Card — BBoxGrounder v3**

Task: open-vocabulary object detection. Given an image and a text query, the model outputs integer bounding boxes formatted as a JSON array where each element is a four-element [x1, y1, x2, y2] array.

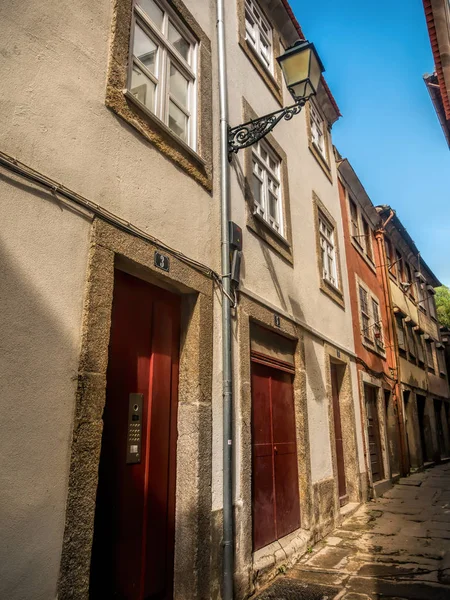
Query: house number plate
[[154, 251, 170, 272]]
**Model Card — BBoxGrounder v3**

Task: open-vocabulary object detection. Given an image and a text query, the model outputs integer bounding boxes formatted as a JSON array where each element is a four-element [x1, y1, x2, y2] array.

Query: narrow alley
[[255, 463, 450, 600]]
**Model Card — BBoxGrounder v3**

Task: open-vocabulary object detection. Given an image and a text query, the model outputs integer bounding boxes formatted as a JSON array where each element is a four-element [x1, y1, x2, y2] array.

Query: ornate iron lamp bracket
[[228, 98, 306, 160]]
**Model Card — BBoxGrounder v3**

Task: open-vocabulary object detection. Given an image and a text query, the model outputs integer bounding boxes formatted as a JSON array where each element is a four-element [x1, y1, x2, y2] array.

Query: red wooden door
[[251, 360, 300, 551], [330, 363, 347, 505], [90, 270, 180, 600]]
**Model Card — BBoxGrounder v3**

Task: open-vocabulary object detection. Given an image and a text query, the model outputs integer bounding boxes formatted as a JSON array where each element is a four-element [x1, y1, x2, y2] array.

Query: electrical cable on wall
[[0, 149, 238, 308]]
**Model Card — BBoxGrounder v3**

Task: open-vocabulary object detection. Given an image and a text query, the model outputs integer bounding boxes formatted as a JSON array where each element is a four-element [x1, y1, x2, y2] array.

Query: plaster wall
[[0, 180, 91, 600], [305, 337, 333, 482], [0, 0, 220, 273]]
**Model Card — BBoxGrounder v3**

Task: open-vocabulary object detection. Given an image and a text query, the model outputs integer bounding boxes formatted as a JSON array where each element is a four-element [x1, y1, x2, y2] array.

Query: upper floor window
[[385, 238, 393, 271], [129, 0, 197, 147], [426, 339, 435, 371], [395, 250, 404, 281], [417, 280, 427, 313], [310, 100, 327, 160], [362, 218, 373, 262], [395, 314, 406, 355], [358, 284, 384, 350], [244, 0, 273, 72], [319, 215, 338, 287], [416, 330, 425, 364], [438, 347, 446, 374], [428, 290, 437, 320], [406, 322, 417, 362], [252, 139, 283, 234], [404, 263, 416, 300], [349, 198, 359, 240]]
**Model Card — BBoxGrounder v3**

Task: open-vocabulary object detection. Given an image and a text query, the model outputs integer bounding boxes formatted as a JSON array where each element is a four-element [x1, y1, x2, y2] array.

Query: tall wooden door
[[251, 359, 300, 551], [90, 270, 180, 600], [365, 385, 383, 482], [330, 363, 347, 505]]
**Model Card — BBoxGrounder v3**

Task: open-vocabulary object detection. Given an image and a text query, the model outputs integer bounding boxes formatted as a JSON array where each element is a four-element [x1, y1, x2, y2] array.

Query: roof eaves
[[376, 205, 442, 287], [280, 0, 342, 118], [422, 0, 450, 120]]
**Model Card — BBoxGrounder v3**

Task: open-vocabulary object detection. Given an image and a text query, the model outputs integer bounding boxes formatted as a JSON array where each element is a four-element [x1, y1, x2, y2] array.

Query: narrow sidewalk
[[254, 463, 450, 599]]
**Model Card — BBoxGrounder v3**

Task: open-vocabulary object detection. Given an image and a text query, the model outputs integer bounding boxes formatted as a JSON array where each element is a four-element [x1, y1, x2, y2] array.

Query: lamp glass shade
[[277, 41, 324, 102]]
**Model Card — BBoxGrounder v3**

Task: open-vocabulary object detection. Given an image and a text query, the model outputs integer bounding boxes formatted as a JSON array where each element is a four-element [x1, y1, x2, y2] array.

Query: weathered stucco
[[0, 179, 91, 600]]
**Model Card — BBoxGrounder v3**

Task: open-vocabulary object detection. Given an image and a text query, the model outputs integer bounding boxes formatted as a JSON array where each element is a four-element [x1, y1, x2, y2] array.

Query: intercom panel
[[126, 393, 143, 464]]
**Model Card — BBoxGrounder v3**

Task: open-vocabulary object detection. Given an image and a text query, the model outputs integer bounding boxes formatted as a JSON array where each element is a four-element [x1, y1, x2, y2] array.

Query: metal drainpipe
[[375, 218, 409, 476], [216, 1, 234, 598]]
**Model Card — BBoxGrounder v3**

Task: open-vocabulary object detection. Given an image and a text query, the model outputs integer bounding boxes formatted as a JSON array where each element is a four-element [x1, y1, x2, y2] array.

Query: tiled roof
[[280, 0, 342, 117], [423, 0, 450, 120]]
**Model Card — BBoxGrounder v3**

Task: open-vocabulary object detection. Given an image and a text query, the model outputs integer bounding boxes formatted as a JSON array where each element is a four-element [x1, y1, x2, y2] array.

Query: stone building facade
[[0, 0, 448, 599]]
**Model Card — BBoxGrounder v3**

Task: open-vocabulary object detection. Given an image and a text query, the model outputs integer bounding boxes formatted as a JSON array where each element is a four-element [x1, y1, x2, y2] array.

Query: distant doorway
[[417, 395, 428, 464], [364, 385, 384, 483], [330, 363, 347, 506]]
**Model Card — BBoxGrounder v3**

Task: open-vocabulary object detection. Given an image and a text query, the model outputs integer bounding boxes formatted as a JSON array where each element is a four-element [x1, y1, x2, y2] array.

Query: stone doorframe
[[58, 218, 214, 600], [234, 293, 312, 598], [359, 372, 392, 495], [325, 347, 360, 514]]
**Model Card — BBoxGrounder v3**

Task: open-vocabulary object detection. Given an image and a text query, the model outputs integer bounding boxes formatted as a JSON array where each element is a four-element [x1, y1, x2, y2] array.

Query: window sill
[[124, 89, 207, 168], [308, 141, 333, 183], [440, 372, 447, 378], [362, 338, 386, 358], [247, 211, 293, 265], [320, 277, 345, 309]]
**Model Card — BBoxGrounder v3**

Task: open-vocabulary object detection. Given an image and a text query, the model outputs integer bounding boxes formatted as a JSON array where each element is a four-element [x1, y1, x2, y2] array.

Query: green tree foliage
[[435, 286, 450, 328]]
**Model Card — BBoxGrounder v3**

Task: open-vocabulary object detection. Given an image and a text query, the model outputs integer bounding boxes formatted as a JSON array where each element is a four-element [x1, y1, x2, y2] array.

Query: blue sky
[[291, 0, 450, 285]]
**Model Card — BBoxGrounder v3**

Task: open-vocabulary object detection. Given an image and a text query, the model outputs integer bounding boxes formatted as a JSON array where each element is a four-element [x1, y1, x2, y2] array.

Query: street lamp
[[228, 40, 325, 158]]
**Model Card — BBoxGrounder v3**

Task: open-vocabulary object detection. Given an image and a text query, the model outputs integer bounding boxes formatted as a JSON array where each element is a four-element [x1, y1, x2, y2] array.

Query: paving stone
[[398, 478, 423, 487], [307, 547, 353, 570], [326, 537, 344, 547], [254, 578, 340, 599]]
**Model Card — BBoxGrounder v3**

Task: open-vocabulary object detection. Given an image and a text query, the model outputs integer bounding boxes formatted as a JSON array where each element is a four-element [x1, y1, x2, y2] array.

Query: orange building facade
[[337, 157, 403, 498]]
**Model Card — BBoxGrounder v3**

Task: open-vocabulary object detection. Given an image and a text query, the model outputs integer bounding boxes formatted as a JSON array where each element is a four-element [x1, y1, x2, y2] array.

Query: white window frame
[[128, 0, 198, 149], [438, 346, 446, 374], [319, 214, 338, 287], [310, 100, 327, 160], [357, 280, 384, 351], [244, 0, 274, 73], [349, 197, 360, 241], [252, 139, 283, 235], [347, 194, 374, 263]]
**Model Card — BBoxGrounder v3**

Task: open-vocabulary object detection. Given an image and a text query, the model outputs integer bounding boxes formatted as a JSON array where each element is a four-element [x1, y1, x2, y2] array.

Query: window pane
[[252, 174, 262, 206], [169, 100, 188, 141], [268, 192, 277, 220], [169, 63, 189, 107], [130, 64, 156, 111], [133, 24, 158, 75], [168, 21, 190, 61], [137, 0, 163, 28]]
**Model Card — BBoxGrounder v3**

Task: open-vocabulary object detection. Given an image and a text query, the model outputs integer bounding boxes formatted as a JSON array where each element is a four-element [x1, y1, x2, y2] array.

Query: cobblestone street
[[255, 463, 450, 599]]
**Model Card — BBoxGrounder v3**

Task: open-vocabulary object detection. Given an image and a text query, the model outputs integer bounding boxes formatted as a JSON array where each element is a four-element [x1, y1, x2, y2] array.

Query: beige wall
[[0, 182, 91, 600]]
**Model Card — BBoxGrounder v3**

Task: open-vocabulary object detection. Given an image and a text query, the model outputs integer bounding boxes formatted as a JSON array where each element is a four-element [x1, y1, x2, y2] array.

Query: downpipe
[[216, 0, 234, 598]]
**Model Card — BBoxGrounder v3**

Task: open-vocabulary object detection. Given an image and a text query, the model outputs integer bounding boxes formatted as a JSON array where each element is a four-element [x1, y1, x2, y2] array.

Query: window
[[244, 0, 273, 72], [406, 323, 417, 361], [395, 250, 404, 281], [310, 101, 327, 160], [129, 0, 197, 147], [319, 215, 338, 287], [385, 238, 393, 271], [428, 292, 437, 320], [438, 347, 446, 374], [359, 286, 371, 341], [405, 263, 415, 300], [395, 314, 406, 354], [349, 198, 360, 240], [417, 280, 427, 313], [358, 285, 384, 350], [372, 298, 384, 349], [252, 140, 283, 234], [362, 218, 373, 262], [426, 339, 435, 371], [416, 330, 425, 364]]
